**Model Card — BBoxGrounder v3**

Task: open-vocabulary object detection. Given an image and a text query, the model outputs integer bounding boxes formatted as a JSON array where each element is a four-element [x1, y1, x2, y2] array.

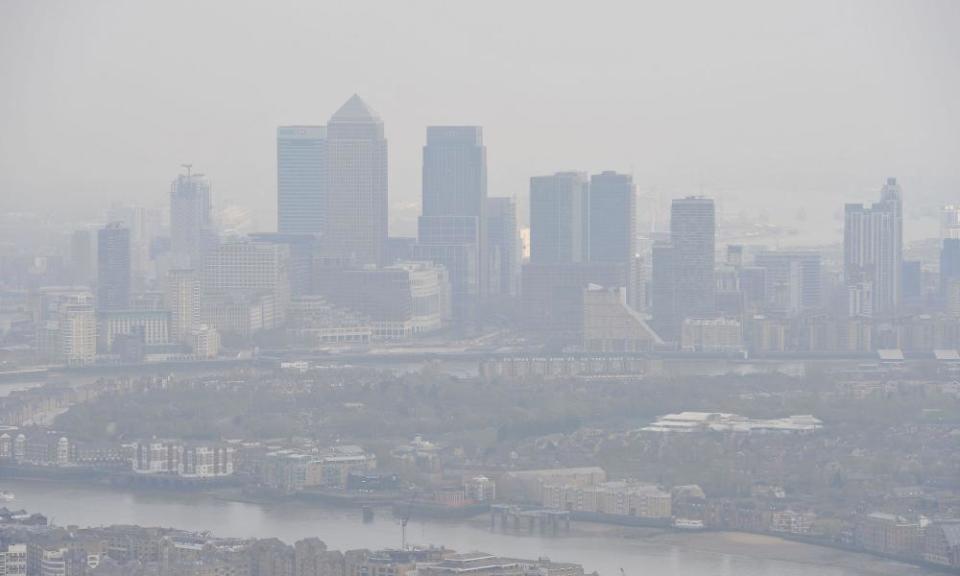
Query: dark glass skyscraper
[[588, 171, 635, 264], [97, 222, 131, 312], [588, 171, 637, 306], [671, 196, 716, 315], [277, 126, 327, 237]]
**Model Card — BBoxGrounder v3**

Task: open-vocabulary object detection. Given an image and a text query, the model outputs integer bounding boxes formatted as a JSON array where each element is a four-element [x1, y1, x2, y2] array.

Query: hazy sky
[[1, 0, 958, 240]]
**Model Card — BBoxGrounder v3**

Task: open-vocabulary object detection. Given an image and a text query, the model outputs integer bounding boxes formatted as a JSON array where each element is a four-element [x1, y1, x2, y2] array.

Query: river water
[[3, 480, 925, 576]]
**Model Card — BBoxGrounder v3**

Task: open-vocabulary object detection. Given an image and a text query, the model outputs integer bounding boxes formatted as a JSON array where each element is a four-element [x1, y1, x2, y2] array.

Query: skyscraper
[[486, 197, 520, 297], [941, 205, 960, 240], [324, 95, 388, 266], [843, 177, 903, 317], [529, 172, 589, 265], [97, 222, 131, 312], [671, 197, 716, 314], [277, 126, 327, 237], [166, 268, 200, 344], [940, 238, 960, 301], [588, 171, 637, 305], [753, 251, 822, 316], [588, 171, 635, 264], [650, 240, 678, 340], [170, 167, 215, 269], [416, 126, 487, 323]]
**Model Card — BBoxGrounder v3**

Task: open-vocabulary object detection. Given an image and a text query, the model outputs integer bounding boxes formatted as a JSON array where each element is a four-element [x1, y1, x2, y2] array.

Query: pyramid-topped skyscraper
[[324, 94, 388, 266]]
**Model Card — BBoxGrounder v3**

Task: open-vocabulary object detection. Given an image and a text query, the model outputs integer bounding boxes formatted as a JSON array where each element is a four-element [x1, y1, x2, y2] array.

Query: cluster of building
[[0, 521, 586, 576], [4, 93, 960, 370]]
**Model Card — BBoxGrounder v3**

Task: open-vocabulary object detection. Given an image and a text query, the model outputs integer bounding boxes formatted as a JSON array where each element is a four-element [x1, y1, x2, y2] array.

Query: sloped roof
[[329, 94, 381, 123]]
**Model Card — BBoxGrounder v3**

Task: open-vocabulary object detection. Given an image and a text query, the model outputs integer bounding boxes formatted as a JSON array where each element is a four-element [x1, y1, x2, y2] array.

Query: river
[[2, 479, 925, 576]]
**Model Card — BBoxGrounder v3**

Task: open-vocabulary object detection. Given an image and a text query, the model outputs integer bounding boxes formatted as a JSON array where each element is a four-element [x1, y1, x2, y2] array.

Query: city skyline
[[2, 2, 958, 241]]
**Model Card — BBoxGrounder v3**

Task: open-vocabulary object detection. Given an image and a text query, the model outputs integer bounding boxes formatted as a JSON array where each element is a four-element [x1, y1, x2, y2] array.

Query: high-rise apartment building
[[324, 95, 388, 266], [844, 178, 903, 317], [277, 126, 327, 237], [97, 222, 131, 312], [170, 168, 216, 269], [529, 172, 589, 265], [166, 268, 201, 344]]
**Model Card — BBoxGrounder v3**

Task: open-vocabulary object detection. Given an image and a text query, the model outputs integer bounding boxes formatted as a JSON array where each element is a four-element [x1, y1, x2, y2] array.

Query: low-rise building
[[855, 512, 922, 558], [417, 552, 583, 576], [923, 521, 960, 569]]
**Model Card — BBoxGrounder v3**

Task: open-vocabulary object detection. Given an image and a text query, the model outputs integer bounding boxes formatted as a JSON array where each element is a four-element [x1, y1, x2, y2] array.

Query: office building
[[588, 171, 637, 305], [942, 205, 960, 240], [97, 222, 131, 312], [529, 172, 589, 264], [941, 238, 960, 301], [249, 232, 319, 298], [314, 260, 449, 339], [653, 198, 715, 340], [417, 126, 487, 324], [277, 125, 327, 237], [521, 262, 628, 342], [671, 197, 716, 314], [650, 241, 678, 340], [69, 229, 96, 286], [324, 95, 388, 266], [170, 168, 216, 269], [582, 286, 662, 352], [844, 178, 903, 317], [486, 197, 520, 297], [753, 251, 822, 317], [97, 309, 170, 351], [202, 238, 291, 329], [588, 171, 635, 263], [189, 325, 220, 358]]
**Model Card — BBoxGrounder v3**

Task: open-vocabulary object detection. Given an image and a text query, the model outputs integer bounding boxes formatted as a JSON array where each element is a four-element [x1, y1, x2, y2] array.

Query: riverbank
[[470, 515, 946, 576], [2, 477, 945, 576]]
